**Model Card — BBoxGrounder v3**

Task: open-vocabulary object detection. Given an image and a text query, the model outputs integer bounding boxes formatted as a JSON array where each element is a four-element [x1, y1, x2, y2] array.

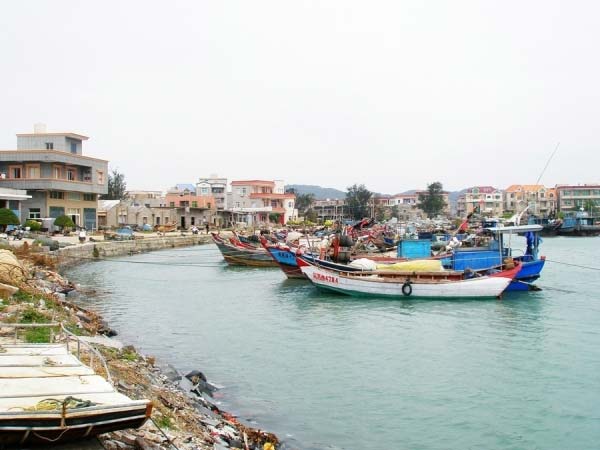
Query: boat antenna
[[535, 142, 560, 185]]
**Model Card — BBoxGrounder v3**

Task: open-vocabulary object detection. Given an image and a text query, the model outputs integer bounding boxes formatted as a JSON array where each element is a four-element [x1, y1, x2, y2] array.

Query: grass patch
[[65, 323, 84, 336], [12, 290, 35, 303], [20, 307, 50, 324], [24, 327, 51, 343], [121, 350, 138, 362], [154, 414, 174, 430]]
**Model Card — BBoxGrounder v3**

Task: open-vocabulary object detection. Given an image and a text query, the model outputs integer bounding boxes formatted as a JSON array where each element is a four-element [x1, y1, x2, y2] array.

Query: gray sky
[[1, 1, 598, 193]]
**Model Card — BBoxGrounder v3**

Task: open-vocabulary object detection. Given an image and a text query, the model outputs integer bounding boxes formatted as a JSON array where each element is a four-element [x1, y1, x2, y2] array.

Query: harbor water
[[66, 237, 600, 450]]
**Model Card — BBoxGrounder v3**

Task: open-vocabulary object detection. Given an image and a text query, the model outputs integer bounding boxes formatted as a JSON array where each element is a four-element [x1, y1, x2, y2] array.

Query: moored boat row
[[211, 223, 547, 300]]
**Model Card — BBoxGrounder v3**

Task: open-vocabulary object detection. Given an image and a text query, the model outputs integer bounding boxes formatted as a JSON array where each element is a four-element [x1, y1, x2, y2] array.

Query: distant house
[[197, 175, 228, 226], [556, 184, 600, 213], [228, 180, 296, 225], [313, 199, 348, 222], [457, 186, 503, 217], [504, 185, 556, 216], [165, 184, 216, 229]]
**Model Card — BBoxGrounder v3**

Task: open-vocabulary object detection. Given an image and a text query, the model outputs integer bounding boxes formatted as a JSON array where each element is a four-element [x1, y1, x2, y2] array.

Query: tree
[[102, 168, 128, 200], [346, 184, 372, 220], [54, 215, 75, 230], [305, 208, 318, 223], [295, 193, 315, 215], [418, 182, 447, 218], [269, 213, 281, 223], [0, 208, 20, 231]]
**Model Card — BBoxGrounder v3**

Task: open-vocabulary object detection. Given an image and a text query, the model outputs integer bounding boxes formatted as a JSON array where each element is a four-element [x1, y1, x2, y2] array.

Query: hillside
[[285, 184, 346, 200]]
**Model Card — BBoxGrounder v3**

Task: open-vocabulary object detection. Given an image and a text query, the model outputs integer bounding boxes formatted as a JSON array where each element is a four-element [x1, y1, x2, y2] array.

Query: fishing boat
[[557, 211, 600, 236], [296, 257, 517, 299], [211, 233, 278, 267], [452, 224, 545, 291], [0, 324, 151, 446]]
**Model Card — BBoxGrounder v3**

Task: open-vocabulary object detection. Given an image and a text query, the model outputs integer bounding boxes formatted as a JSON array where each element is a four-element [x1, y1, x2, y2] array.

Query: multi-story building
[[127, 190, 165, 208], [457, 186, 503, 217], [228, 180, 296, 226], [313, 199, 348, 222], [0, 125, 108, 229], [389, 193, 419, 207], [504, 185, 556, 216], [556, 184, 600, 213], [197, 175, 228, 226], [165, 184, 216, 229]]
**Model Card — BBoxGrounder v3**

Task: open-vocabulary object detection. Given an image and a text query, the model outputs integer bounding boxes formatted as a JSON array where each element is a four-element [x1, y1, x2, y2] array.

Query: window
[[70, 143, 77, 154], [28, 208, 41, 219], [207, 203, 211, 209], [49, 191, 64, 199], [68, 192, 81, 201], [25, 164, 40, 179], [169, 202, 175, 207], [201, 187, 209, 194], [66, 167, 77, 181], [53, 165, 63, 179], [45, 142, 54, 150], [192, 201, 198, 208], [8, 165, 22, 179], [83, 194, 96, 201], [97, 171, 104, 184]]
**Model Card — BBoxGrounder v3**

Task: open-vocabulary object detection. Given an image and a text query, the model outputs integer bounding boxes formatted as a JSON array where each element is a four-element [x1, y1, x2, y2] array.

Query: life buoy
[[402, 282, 412, 296]]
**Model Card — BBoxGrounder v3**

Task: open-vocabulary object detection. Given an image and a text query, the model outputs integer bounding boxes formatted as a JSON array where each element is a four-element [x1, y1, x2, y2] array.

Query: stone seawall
[[56, 235, 212, 267]]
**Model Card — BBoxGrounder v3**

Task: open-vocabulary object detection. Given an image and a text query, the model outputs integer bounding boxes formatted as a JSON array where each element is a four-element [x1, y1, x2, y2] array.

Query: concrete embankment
[[56, 235, 212, 267]]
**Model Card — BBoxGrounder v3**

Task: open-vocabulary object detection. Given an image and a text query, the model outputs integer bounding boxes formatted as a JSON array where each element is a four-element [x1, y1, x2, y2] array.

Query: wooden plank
[[0, 375, 114, 398], [0, 365, 94, 378], [0, 347, 70, 356], [0, 354, 83, 367]]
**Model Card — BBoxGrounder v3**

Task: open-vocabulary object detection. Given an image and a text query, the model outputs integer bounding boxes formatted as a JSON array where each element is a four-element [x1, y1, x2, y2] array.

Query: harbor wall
[[56, 235, 212, 267]]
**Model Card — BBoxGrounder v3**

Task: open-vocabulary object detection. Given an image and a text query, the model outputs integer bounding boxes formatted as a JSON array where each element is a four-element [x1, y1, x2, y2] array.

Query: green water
[[66, 237, 600, 450]]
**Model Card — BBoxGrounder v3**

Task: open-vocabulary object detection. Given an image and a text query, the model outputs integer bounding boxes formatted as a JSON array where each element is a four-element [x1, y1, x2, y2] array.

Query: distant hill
[[285, 184, 346, 200]]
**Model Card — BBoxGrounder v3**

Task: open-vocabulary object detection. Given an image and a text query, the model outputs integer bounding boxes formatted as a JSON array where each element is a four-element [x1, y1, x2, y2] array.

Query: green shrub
[[0, 208, 20, 229], [25, 220, 42, 231], [54, 215, 75, 230]]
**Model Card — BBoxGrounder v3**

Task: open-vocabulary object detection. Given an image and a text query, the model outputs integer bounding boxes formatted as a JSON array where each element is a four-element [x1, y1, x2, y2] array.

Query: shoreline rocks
[[0, 246, 283, 450]]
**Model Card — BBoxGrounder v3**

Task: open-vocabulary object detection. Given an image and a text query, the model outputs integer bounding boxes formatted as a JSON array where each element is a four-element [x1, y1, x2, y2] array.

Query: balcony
[[0, 177, 105, 194]]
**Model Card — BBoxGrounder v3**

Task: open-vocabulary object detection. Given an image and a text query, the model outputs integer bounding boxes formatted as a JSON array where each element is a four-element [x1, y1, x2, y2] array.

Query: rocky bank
[[0, 243, 280, 450]]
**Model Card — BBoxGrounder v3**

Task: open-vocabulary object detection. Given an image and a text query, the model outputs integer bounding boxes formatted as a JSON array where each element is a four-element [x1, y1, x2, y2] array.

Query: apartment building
[[457, 186, 503, 217], [228, 180, 296, 225], [165, 184, 216, 228], [197, 175, 228, 226], [0, 125, 108, 229], [313, 199, 348, 222], [504, 185, 556, 216], [556, 184, 600, 213]]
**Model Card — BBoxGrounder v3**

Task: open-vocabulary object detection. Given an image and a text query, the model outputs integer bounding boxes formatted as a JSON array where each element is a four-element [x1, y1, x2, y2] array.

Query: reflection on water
[[66, 239, 600, 450]]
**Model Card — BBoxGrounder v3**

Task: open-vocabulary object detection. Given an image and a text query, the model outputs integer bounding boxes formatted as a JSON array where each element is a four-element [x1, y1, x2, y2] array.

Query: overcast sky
[[1, 1, 598, 194]]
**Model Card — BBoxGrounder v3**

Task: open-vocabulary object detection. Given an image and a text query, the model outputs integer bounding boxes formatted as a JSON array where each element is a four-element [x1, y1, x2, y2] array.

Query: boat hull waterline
[[299, 264, 513, 299]]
